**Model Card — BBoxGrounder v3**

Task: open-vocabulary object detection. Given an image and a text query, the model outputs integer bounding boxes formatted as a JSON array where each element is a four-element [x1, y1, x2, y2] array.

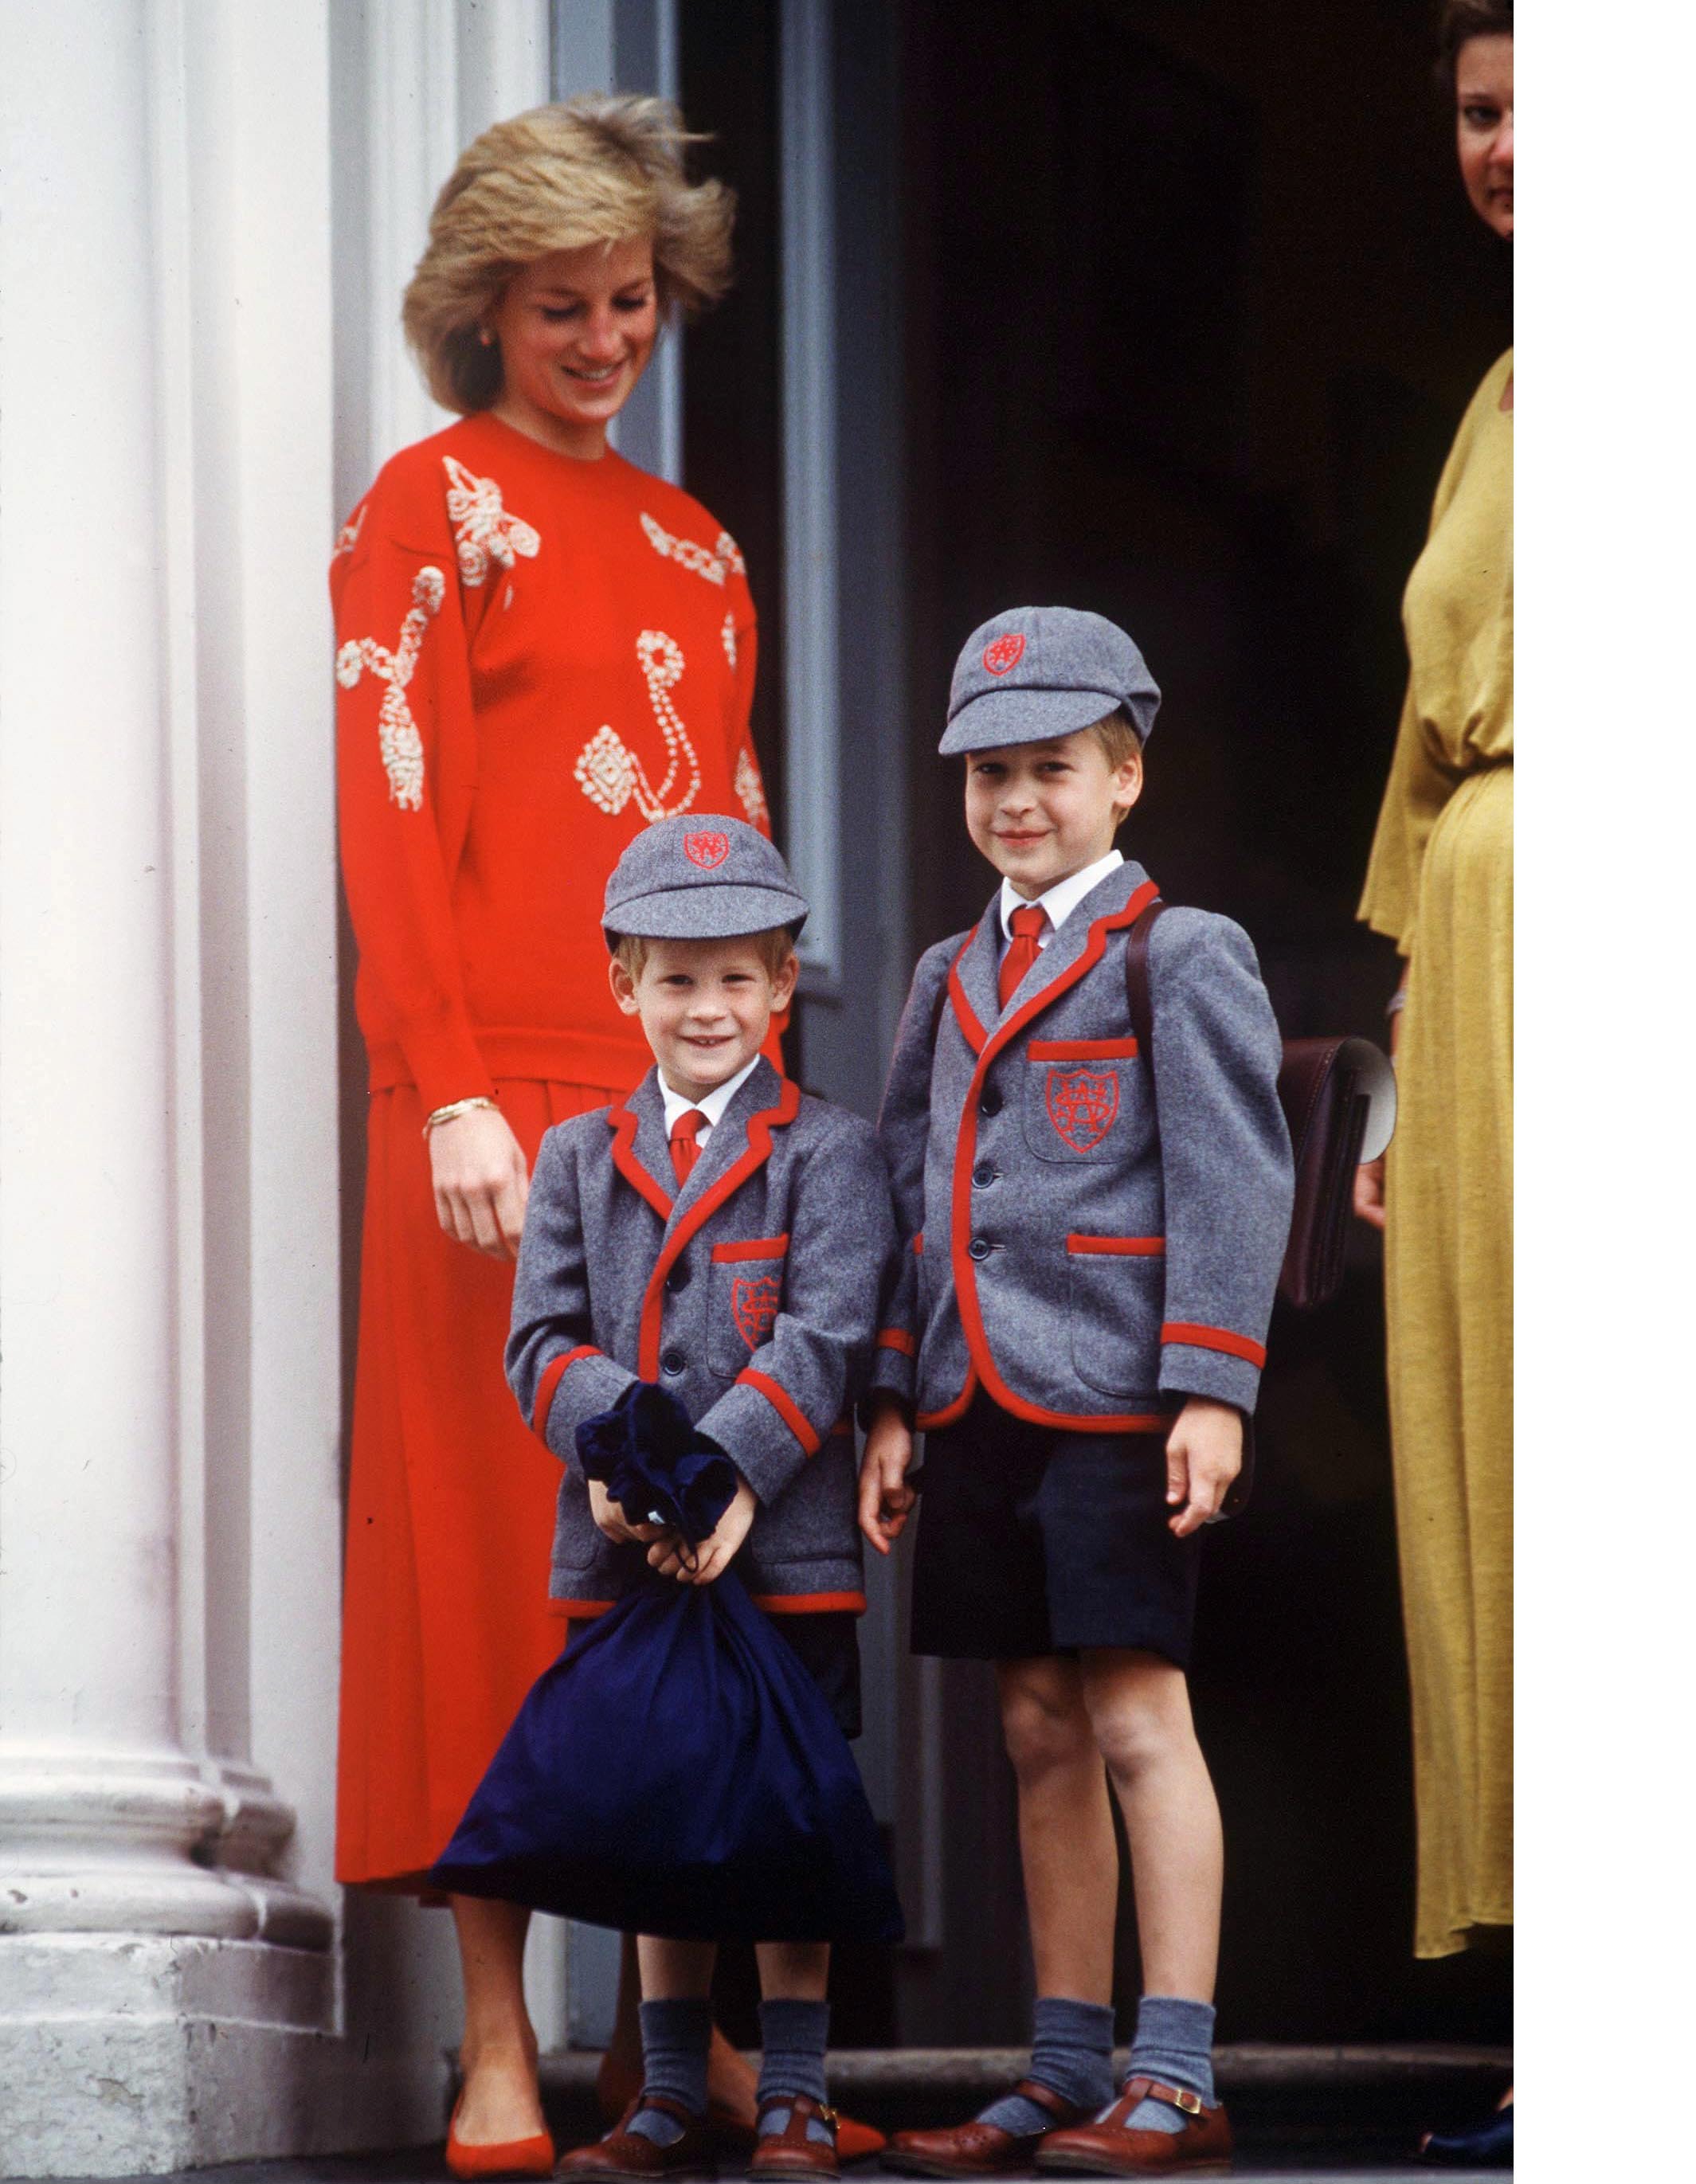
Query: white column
[[0, 2, 343, 2170]]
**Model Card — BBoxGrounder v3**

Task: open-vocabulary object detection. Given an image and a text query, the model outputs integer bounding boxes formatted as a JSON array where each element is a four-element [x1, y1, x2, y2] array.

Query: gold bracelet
[[422, 1095, 498, 1137]]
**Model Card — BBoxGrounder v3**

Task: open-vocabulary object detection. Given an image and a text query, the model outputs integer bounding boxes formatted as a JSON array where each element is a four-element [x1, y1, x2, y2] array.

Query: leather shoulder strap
[[1124, 898, 1167, 1070]]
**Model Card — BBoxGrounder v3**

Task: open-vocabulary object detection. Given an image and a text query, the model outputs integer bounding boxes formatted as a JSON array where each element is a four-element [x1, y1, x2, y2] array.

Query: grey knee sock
[[1121, 1994, 1216, 2137], [756, 1999, 834, 2147], [977, 1996, 1117, 2135], [628, 1997, 712, 2147]]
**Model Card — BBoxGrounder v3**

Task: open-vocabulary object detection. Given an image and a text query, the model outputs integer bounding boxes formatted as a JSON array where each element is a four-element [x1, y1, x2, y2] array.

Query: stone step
[[537, 2042, 1512, 2142]]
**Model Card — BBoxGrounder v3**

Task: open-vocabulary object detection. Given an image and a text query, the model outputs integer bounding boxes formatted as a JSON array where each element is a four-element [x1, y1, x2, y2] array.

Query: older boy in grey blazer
[[862, 611, 1293, 2179], [509, 816, 899, 2184]]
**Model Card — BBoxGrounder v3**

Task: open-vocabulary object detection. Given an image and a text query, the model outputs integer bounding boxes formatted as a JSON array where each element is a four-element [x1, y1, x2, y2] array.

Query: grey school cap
[[602, 814, 809, 942], [940, 606, 1161, 755]]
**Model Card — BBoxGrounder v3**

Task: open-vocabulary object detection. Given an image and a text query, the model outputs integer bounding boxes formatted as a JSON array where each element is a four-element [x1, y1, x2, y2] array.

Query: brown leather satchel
[[1124, 900, 1394, 1313]]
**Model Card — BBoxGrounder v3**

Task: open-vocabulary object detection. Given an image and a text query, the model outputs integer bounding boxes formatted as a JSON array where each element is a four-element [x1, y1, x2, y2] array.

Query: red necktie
[[669, 1108, 707, 1185], [999, 904, 1048, 1009]]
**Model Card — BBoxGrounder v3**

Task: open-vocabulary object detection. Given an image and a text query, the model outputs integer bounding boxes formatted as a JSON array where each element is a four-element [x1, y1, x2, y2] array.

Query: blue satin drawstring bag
[[428, 1384, 904, 1943]]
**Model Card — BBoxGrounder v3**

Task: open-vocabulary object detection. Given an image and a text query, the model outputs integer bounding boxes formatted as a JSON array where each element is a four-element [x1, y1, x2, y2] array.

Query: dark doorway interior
[[683, 0, 1512, 2053], [898, 0, 1511, 2048]]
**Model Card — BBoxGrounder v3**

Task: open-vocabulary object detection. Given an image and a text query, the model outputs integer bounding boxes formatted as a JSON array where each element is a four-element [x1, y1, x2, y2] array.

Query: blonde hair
[[610, 926, 799, 983], [403, 94, 734, 413], [1087, 706, 1145, 769]]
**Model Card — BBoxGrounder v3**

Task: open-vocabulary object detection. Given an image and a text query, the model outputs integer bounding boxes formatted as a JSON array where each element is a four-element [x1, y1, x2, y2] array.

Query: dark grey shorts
[[910, 1396, 1201, 1667], [771, 1610, 863, 1740]]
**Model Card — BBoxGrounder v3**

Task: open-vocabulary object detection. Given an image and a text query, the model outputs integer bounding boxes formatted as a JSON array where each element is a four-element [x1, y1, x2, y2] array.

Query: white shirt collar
[[659, 1053, 762, 1139], [998, 848, 1124, 945]]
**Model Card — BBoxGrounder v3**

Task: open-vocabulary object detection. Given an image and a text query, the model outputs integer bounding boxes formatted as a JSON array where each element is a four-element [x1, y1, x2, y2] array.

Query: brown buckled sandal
[[883, 2080, 1097, 2178], [555, 2096, 716, 2182], [750, 2092, 841, 2181], [1036, 2077, 1232, 2175]]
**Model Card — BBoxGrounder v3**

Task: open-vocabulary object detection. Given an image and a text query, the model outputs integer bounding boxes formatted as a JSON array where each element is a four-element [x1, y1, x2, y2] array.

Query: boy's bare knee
[[997, 1661, 1095, 1779], [1082, 1655, 1195, 1780]]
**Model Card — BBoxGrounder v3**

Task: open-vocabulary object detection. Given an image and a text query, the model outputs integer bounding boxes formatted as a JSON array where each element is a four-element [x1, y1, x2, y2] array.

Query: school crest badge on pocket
[[732, 1274, 782, 1350], [1046, 1067, 1119, 1153]]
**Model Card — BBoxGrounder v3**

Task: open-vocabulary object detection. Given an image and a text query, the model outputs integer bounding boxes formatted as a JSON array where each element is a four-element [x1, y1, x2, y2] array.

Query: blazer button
[[968, 1236, 992, 1262], [980, 1088, 1003, 1117], [972, 1161, 996, 1188], [660, 1348, 687, 1376], [666, 1259, 691, 1292]]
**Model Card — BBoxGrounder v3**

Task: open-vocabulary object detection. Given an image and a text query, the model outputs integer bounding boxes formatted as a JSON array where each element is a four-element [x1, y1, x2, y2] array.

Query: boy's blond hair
[[610, 926, 799, 984], [1086, 704, 1144, 769]]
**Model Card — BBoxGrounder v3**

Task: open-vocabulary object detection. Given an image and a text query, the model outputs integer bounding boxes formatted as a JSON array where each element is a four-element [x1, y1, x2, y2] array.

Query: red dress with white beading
[[331, 413, 768, 1885]]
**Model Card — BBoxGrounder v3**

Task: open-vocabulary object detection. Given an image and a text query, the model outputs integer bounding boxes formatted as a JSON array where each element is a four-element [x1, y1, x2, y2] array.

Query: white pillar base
[[0, 1908, 451, 2175], [0, 1932, 445, 2178]]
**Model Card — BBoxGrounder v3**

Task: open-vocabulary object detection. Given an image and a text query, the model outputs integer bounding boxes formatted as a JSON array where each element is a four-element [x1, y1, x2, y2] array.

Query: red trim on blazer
[[710, 1233, 791, 1262], [917, 1368, 978, 1431], [946, 879, 1170, 1434], [554, 1591, 865, 1619], [876, 1328, 917, 1356], [1066, 1234, 1166, 1256], [607, 1094, 675, 1221], [1161, 1321, 1267, 1369], [912, 1231, 924, 1254], [736, 1366, 821, 1456], [1029, 1037, 1140, 1061], [633, 1077, 803, 1379], [946, 932, 988, 1055], [829, 1416, 853, 1439], [532, 1345, 603, 1439], [754, 1591, 867, 1615]]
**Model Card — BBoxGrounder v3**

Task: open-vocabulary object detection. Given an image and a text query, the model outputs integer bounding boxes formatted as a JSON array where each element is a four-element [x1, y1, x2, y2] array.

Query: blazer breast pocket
[[1065, 1233, 1165, 1397], [707, 1234, 790, 1380], [1021, 1039, 1142, 1164]]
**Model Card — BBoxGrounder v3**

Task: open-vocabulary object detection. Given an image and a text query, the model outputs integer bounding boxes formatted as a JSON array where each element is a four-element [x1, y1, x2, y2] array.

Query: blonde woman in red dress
[[332, 98, 781, 2173]]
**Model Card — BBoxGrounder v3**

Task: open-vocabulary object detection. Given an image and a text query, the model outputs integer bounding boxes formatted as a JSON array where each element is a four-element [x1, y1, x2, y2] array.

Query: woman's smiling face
[[488, 236, 659, 457], [1455, 33, 1514, 239]]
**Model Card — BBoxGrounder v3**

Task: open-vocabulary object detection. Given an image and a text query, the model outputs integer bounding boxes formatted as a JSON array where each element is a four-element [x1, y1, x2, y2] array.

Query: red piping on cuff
[[1065, 1235, 1165, 1256], [736, 1368, 822, 1455], [876, 1328, 917, 1355], [1161, 1321, 1267, 1369], [532, 1345, 602, 1438]]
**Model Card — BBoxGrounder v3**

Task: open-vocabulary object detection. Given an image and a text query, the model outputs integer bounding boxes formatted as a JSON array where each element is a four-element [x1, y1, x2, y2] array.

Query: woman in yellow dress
[[1353, 0, 1514, 2108]]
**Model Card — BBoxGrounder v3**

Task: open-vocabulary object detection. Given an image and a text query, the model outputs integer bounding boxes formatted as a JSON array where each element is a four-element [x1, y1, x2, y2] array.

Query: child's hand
[[858, 1398, 917, 1556], [588, 1477, 666, 1546], [1164, 1396, 1243, 1536], [648, 1478, 758, 1586]]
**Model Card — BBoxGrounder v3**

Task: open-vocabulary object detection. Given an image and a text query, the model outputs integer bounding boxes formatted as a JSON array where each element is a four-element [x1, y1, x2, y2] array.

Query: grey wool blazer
[[868, 861, 1294, 1431], [507, 1056, 900, 1611]]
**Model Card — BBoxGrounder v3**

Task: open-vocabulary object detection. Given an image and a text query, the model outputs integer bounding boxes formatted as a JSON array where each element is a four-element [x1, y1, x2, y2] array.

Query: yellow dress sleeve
[[1358, 352, 1512, 953], [1357, 683, 1463, 953]]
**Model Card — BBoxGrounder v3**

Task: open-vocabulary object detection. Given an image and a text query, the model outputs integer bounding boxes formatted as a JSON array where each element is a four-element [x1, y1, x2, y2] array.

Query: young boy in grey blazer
[[861, 609, 1294, 2179], [507, 815, 899, 2184]]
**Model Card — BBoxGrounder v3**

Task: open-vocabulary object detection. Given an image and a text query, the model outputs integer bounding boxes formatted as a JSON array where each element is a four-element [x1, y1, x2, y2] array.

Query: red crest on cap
[[684, 831, 730, 869], [983, 632, 1026, 675]]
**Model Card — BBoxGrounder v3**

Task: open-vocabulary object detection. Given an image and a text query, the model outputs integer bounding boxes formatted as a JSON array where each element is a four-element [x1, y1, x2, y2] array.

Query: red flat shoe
[[445, 2097, 555, 2179]]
